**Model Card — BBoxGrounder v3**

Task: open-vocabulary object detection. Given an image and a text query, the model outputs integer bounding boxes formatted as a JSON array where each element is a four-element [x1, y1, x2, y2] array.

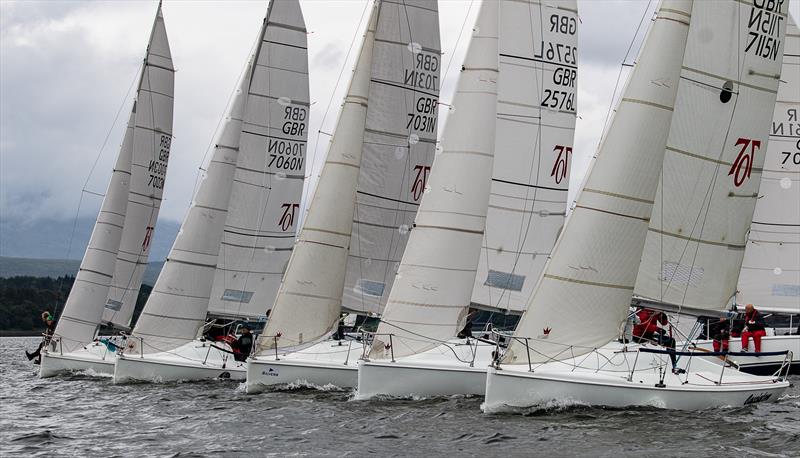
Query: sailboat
[[39, 2, 175, 378], [113, 0, 309, 383], [690, 16, 799, 375], [246, 0, 441, 393], [483, 0, 791, 412], [356, 0, 579, 400]]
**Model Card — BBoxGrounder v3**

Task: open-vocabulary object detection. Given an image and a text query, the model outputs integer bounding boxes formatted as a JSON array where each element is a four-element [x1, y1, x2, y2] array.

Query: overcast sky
[[2, 0, 798, 227]]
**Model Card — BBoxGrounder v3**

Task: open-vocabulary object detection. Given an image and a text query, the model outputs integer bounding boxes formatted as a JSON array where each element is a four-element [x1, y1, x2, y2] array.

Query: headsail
[[471, 0, 579, 314], [206, 0, 310, 320], [371, 0, 500, 359], [737, 16, 799, 314], [503, 0, 693, 365], [53, 112, 135, 353], [104, 3, 175, 329], [632, 0, 788, 315], [128, 0, 308, 355], [257, 0, 441, 352], [53, 3, 174, 353]]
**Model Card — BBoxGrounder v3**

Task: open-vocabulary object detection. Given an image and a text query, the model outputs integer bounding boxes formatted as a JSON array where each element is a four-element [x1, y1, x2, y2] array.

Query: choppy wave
[[1, 337, 798, 457]]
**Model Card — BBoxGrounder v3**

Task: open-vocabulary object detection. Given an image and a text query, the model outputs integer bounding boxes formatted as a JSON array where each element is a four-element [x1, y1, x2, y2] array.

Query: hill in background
[[0, 257, 164, 286]]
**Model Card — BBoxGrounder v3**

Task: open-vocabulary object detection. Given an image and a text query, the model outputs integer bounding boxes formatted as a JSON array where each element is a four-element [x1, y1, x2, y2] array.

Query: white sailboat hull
[[113, 340, 246, 383], [246, 339, 362, 393], [39, 343, 117, 378], [483, 343, 789, 412], [355, 339, 496, 399], [692, 335, 800, 375]]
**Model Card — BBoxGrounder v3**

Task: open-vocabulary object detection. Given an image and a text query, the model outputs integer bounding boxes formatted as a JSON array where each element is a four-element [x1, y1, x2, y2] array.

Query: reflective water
[[1, 337, 798, 457]]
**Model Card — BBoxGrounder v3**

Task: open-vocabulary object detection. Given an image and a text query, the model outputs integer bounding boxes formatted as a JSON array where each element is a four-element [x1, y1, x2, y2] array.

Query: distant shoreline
[[0, 330, 43, 337]]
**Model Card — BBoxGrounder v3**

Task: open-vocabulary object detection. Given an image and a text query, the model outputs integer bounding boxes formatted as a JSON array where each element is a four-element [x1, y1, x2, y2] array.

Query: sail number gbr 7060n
[[268, 105, 307, 172]]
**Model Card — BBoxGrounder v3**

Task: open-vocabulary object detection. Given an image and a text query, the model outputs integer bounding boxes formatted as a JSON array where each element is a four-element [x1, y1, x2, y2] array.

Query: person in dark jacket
[[709, 317, 730, 353], [740, 304, 767, 352], [234, 327, 254, 362], [25, 311, 56, 363]]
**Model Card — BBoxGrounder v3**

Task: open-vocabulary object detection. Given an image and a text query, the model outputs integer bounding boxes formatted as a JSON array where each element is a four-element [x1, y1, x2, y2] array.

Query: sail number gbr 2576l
[[268, 106, 307, 172]]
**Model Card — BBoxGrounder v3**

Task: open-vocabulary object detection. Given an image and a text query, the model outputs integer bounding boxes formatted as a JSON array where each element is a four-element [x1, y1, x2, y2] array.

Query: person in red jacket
[[633, 308, 680, 372], [740, 304, 767, 353]]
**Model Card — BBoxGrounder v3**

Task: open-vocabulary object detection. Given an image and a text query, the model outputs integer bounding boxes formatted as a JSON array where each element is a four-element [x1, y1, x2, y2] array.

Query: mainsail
[[258, 0, 441, 352], [471, 0, 579, 314], [53, 3, 174, 353], [506, 0, 788, 365], [206, 0, 311, 320], [340, 0, 442, 315], [504, 0, 693, 365], [737, 17, 799, 314], [371, 0, 501, 359], [128, 0, 309, 356], [104, 3, 175, 330], [632, 0, 788, 315]]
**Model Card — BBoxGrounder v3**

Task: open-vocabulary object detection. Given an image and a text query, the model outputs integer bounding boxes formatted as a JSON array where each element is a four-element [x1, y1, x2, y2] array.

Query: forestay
[[341, 0, 442, 316], [633, 0, 788, 314], [503, 0, 693, 365], [104, 4, 175, 330], [206, 1, 310, 319], [471, 0, 579, 314], [371, 0, 500, 359], [737, 17, 799, 315]]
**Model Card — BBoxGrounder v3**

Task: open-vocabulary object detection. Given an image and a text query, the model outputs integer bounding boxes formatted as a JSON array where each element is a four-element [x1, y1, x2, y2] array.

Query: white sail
[[737, 17, 799, 314], [104, 4, 175, 329], [53, 4, 173, 352], [633, 0, 788, 314], [340, 0, 442, 315], [206, 0, 310, 319], [371, 0, 500, 359], [503, 0, 693, 365], [257, 5, 379, 352], [127, 71, 249, 355], [54, 112, 135, 353], [471, 0, 579, 314]]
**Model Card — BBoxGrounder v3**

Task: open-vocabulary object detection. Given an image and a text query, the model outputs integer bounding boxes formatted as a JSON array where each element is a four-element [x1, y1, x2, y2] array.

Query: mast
[[52, 2, 174, 353], [104, 1, 175, 329]]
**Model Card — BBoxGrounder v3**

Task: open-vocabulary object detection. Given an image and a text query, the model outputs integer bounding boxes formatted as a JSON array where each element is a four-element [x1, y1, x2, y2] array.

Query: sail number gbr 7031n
[[147, 134, 171, 190], [268, 105, 307, 172]]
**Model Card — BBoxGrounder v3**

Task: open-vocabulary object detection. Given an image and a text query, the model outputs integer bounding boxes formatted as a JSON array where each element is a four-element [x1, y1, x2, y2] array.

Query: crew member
[[708, 316, 730, 353], [234, 327, 254, 362], [740, 303, 767, 353], [633, 308, 680, 372], [25, 311, 56, 364]]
